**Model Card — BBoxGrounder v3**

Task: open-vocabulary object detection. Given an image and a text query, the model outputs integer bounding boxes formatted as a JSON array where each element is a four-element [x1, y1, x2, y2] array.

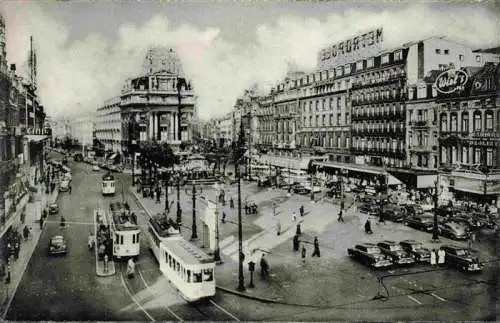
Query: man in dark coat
[[260, 254, 269, 280], [311, 236, 320, 257], [365, 219, 373, 234], [300, 205, 304, 217]]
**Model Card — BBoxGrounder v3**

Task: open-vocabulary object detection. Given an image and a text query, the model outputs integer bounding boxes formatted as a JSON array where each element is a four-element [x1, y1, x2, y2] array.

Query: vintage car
[[48, 203, 59, 215], [438, 221, 468, 240], [48, 235, 68, 256], [347, 243, 393, 269], [404, 214, 435, 232], [59, 180, 70, 192], [404, 204, 425, 217], [399, 240, 431, 263], [440, 245, 483, 273], [359, 203, 380, 216], [380, 204, 406, 222], [376, 240, 416, 265]]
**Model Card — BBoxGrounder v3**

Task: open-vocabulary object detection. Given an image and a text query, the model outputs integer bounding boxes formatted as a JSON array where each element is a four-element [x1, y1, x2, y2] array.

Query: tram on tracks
[[159, 238, 216, 301], [101, 172, 116, 196], [146, 214, 215, 301], [109, 202, 140, 259]]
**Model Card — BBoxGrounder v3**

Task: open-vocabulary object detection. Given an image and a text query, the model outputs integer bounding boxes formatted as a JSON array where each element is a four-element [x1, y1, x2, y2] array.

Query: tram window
[[164, 252, 168, 264], [193, 271, 203, 283], [120, 236, 123, 244], [115, 233, 119, 244], [132, 234, 135, 244], [203, 269, 214, 282], [177, 263, 180, 273], [136, 233, 139, 243], [187, 270, 191, 283]]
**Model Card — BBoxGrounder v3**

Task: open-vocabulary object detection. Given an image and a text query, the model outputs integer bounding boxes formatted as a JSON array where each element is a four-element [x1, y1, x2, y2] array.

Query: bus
[[280, 168, 311, 186], [109, 202, 140, 259], [146, 213, 181, 261], [101, 172, 116, 196], [159, 238, 216, 301]]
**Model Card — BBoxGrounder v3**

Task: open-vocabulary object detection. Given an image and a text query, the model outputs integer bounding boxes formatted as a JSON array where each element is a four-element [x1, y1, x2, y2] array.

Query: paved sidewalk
[[1, 183, 58, 319]]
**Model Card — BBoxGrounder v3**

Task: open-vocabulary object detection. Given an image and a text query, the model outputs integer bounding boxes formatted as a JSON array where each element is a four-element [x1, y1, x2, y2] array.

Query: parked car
[[380, 204, 406, 222], [404, 214, 434, 232], [399, 240, 431, 263], [92, 164, 100, 171], [48, 235, 68, 256], [438, 221, 468, 240], [451, 214, 483, 231], [359, 203, 380, 216], [48, 203, 59, 215], [59, 180, 70, 192], [405, 204, 425, 217], [347, 243, 393, 268], [376, 240, 415, 266], [439, 245, 482, 273]]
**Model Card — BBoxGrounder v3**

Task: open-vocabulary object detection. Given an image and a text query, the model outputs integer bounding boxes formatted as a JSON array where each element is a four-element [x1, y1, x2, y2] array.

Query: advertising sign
[[434, 69, 469, 94], [318, 28, 383, 69]]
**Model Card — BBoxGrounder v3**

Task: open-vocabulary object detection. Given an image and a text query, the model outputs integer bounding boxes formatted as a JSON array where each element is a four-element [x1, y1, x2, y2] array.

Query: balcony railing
[[352, 110, 404, 121], [409, 120, 434, 128], [351, 73, 406, 90]]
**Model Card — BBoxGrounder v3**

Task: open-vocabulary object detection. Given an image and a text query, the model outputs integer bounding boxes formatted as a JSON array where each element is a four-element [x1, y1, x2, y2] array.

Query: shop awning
[[25, 135, 49, 143]]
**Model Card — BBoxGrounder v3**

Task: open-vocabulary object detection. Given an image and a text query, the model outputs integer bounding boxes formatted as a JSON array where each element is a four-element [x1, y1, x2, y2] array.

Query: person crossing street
[[311, 236, 320, 257], [337, 209, 344, 222]]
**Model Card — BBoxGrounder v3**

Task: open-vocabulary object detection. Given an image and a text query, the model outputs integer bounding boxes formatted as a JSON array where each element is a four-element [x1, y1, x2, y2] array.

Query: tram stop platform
[[95, 253, 115, 277], [93, 208, 116, 277]]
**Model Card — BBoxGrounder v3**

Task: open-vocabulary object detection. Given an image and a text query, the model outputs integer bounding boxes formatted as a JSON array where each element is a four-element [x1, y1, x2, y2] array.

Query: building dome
[[142, 47, 184, 76]]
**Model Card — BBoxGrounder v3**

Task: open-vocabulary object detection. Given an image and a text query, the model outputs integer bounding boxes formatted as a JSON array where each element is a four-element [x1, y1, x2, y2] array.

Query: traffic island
[[93, 208, 116, 277]]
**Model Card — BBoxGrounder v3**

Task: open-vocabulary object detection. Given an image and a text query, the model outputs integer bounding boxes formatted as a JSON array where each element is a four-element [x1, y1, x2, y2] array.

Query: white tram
[[159, 238, 216, 301], [109, 202, 140, 258], [146, 214, 181, 261], [101, 172, 116, 196]]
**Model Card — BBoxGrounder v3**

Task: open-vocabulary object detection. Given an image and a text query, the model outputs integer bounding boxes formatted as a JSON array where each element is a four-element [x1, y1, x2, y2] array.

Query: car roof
[[359, 243, 377, 247], [51, 235, 64, 241], [378, 240, 396, 245], [400, 239, 419, 244], [441, 244, 464, 250]]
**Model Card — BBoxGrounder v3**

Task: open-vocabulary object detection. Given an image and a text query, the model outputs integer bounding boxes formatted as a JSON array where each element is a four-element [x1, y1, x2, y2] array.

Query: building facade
[[94, 96, 122, 153], [69, 116, 94, 151]]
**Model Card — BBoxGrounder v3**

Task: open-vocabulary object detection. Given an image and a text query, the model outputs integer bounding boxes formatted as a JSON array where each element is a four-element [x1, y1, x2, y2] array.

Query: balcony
[[409, 120, 434, 128], [409, 145, 432, 153], [351, 73, 406, 90], [352, 110, 404, 121]]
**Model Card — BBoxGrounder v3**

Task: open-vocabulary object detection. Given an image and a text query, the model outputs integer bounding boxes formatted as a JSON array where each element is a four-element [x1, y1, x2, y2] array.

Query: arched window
[[485, 110, 494, 131], [461, 112, 469, 132], [440, 113, 448, 132], [473, 111, 482, 132], [450, 112, 458, 132]]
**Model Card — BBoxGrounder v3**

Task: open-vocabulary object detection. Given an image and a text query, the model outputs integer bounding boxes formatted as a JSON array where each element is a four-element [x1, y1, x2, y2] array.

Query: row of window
[[352, 88, 402, 103], [352, 138, 405, 151], [352, 122, 405, 132], [409, 131, 437, 147], [163, 251, 213, 283], [301, 113, 349, 127], [440, 146, 495, 167], [351, 67, 405, 87], [299, 135, 349, 149], [440, 110, 495, 133], [301, 96, 346, 114], [113, 232, 140, 245], [354, 104, 404, 118]]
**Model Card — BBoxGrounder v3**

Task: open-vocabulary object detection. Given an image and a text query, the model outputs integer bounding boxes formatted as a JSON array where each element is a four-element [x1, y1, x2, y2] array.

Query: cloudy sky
[[0, 1, 498, 120]]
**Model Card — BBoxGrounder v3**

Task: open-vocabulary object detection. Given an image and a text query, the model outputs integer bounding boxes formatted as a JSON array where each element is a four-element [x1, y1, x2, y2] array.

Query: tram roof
[[163, 238, 213, 265], [149, 215, 181, 238], [111, 213, 138, 231], [102, 173, 115, 180]]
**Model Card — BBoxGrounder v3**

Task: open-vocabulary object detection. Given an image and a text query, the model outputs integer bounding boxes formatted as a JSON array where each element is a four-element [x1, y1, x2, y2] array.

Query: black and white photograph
[[0, 0, 498, 321]]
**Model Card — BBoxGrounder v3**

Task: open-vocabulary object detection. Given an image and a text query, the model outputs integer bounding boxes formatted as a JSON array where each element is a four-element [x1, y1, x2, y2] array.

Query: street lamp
[[236, 160, 245, 292], [336, 169, 348, 211], [164, 170, 170, 213], [214, 204, 222, 263], [185, 183, 202, 241], [176, 173, 182, 225]]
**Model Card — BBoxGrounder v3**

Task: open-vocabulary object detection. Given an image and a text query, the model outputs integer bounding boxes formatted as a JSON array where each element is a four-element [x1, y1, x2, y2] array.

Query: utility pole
[[176, 78, 186, 142], [247, 105, 252, 181], [176, 175, 182, 224], [164, 171, 170, 213], [236, 118, 245, 292], [191, 184, 198, 240], [432, 174, 440, 242], [214, 204, 221, 263]]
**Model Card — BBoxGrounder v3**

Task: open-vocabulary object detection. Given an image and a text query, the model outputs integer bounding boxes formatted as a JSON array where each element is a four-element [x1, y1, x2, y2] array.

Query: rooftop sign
[[318, 28, 384, 70], [434, 69, 469, 94]]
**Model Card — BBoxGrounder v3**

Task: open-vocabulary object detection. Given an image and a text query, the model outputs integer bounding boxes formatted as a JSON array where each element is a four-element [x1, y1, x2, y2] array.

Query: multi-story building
[[256, 94, 274, 151], [69, 116, 94, 151], [213, 112, 233, 149], [298, 68, 352, 162], [120, 48, 196, 153], [435, 63, 500, 202], [94, 96, 121, 153]]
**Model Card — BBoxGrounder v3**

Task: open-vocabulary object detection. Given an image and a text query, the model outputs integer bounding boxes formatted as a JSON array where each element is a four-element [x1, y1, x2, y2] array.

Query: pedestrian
[[293, 234, 300, 251], [276, 220, 281, 236], [69, 185, 72, 194], [312, 236, 320, 257], [292, 212, 297, 222], [296, 223, 301, 235], [365, 219, 373, 234], [438, 248, 445, 265], [300, 205, 304, 217], [337, 209, 344, 222], [23, 225, 30, 240], [5, 263, 11, 284], [103, 254, 109, 273], [260, 254, 269, 280], [156, 189, 161, 204], [222, 212, 226, 223], [301, 245, 306, 263], [430, 249, 437, 265], [39, 216, 44, 230], [20, 210, 26, 224], [131, 212, 137, 224], [245, 203, 249, 215], [230, 197, 234, 209]]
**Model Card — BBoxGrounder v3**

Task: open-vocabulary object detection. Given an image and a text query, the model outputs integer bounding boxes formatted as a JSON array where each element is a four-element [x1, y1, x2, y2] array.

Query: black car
[[405, 204, 425, 217], [404, 214, 434, 232], [380, 204, 406, 222], [347, 243, 393, 268], [48, 203, 59, 215], [376, 240, 415, 266], [48, 235, 68, 256], [439, 245, 482, 273], [399, 240, 431, 263]]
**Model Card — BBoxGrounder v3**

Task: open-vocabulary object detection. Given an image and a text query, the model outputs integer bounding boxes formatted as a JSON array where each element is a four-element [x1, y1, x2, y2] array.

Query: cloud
[[0, 2, 497, 121]]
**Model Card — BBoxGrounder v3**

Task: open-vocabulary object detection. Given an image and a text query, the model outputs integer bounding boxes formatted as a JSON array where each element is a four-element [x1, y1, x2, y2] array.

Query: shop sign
[[318, 28, 383, 69], [434, 69, 469, 94]]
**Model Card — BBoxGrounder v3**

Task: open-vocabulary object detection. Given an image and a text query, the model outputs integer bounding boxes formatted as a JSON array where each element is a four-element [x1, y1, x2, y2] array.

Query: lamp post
[[164, 170, 170, 213], [432, 175, 440, 242], [176, 77, 187, 142], [336, 169, 348, 211], [214, 204, 221, 263], [236, 161, 245, 291], [185, 183, 201, 240], [176, 173, 182, 225]]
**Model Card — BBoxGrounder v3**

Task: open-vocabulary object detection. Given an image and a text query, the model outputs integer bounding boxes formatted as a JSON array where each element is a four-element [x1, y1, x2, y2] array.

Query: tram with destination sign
[[109, 202, 140, 258], [101, 172, 116, 196]]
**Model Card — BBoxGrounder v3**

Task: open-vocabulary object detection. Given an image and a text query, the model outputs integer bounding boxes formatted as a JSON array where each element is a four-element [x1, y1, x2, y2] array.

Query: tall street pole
[[165, 171, 170, 213], [214, 204, 221, 263], [176, 176, 182, 224], [191, 184, 198, 240], [237, 163, 245, 291], [432, 175, 440, 241], [176, 78, 186, 142]]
